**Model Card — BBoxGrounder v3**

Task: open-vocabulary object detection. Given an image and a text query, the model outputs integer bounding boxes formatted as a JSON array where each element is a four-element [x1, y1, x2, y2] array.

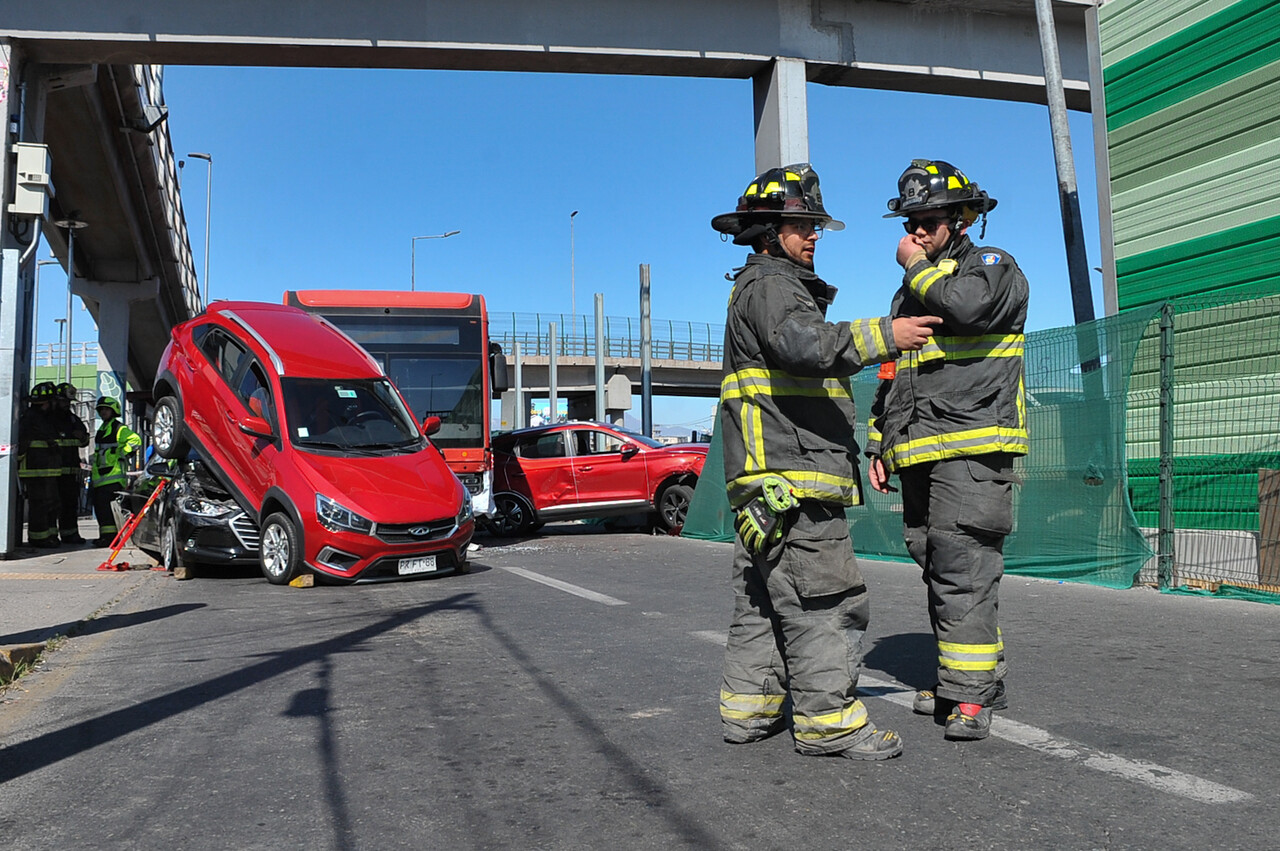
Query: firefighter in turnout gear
[[90, 395, 141, 547], [18, 382, 64, 548], [867, 159, 1029, 741], [53, 382, 90, 545], [712, 163, 940, 760]]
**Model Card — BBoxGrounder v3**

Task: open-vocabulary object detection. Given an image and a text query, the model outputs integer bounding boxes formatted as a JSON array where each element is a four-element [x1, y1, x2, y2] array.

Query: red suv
[[150, 301, 474, 584], [490, 421, 707, 536]]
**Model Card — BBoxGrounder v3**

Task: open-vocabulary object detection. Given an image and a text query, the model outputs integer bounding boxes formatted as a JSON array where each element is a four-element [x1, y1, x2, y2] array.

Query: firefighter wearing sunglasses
[[867, 159, 1029, 741]]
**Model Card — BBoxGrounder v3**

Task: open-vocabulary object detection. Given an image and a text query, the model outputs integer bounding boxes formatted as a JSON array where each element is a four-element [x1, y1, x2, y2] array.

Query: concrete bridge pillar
[[753, 57, 809, 172], [75, 279, 157, 408]]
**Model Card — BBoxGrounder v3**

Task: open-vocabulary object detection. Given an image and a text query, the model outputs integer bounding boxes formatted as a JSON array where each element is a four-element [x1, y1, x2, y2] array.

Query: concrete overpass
[[1, 0, 1099, 554]]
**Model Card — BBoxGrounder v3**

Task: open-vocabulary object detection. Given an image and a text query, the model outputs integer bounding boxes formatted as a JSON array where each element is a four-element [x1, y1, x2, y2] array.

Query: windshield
[[320, 314, 485, 450], [615, 428, 664, 449], [281, 377, 422, 452]]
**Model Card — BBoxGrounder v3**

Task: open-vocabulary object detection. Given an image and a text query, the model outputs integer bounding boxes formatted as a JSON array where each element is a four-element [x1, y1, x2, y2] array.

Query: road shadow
[[0, 603, 207, 647], [864, 630, 938, 690], [0, 593, 476, 787]]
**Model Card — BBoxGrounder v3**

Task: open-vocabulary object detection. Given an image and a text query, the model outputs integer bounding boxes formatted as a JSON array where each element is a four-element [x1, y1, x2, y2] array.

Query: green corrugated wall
[[1101, 0, 1280, 533], [1101, 0, 1280, 310]]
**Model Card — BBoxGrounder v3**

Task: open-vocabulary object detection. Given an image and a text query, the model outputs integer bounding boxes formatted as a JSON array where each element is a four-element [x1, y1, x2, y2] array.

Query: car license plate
[[398, 555, 438, 575]]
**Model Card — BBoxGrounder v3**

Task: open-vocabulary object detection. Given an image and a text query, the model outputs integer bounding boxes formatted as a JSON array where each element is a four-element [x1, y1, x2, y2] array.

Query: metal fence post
[[1158, 301, 1175, 589]]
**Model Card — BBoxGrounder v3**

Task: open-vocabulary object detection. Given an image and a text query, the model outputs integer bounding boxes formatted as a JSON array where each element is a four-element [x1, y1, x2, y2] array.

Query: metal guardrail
[[490, 313, 724, 362], [30, 341, 96, 368], [33, 315, 727, 367]]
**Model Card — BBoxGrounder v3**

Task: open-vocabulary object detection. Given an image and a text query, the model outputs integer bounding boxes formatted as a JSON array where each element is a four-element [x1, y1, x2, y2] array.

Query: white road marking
[[496, 565, 629, 606], [691, 631, 1253, 804]]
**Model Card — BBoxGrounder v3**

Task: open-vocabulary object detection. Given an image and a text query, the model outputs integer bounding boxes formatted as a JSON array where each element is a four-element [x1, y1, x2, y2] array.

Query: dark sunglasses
[[904, 216, 951, 234]]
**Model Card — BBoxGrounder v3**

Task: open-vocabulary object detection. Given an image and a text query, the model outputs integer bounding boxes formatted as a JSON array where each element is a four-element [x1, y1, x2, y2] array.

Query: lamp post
[[52, 217, 87, 385], [34, 259, 58, 381], [410, 230, 460, 291], [187, 152, 212, 305], [570, 210, 579, 318], [53, 318, 66, 376]]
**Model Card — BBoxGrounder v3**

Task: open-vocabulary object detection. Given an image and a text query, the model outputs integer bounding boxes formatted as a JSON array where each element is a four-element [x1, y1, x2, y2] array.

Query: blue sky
[[35, 66, 1103, 432]]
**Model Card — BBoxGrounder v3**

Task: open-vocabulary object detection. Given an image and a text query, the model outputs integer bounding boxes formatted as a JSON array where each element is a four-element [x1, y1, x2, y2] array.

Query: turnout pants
[[24, 477, 60, 544], [59, 474, 84, 540], [900, 454, 1016, 706], [92, 483, 120, 540], [720, 501, 876, 755]]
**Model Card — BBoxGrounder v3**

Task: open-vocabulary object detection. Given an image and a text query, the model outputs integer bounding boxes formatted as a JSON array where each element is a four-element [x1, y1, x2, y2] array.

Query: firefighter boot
[[913, 679, 1007, 716], [944, 703, 992, 741], [835, 725, 904, 761]]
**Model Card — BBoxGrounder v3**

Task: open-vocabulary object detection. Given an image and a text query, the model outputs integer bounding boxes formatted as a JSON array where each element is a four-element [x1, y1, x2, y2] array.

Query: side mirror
[[238, 415, 273, 439], [145, 457, 172, 477], [490, 344, 510, 395], [421, 415, 442, 436], [620, 444, 640, 460]]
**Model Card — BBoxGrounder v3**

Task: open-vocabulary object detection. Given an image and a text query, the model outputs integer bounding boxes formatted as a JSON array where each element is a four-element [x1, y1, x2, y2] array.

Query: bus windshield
[[320, 314, 485, 450]]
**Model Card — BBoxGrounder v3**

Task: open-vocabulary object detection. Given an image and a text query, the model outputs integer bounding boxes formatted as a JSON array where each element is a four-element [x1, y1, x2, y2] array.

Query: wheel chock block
[[288, 574, 314, 588]]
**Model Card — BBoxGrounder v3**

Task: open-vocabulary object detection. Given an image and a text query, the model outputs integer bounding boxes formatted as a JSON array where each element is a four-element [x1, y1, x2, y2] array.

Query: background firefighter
[[867, 158, 1030, 741], [712, 163, 939, 761], [53, 382, 90, 545], [18, 382, 64, 548]]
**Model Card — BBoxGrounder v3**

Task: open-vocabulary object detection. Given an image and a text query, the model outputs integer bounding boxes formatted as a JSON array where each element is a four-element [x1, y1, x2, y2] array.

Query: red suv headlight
[[316, 494, 374, 535]]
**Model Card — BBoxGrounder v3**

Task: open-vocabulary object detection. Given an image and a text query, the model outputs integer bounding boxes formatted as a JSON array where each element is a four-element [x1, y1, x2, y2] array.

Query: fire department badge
[[981, 252, 1002, 265]]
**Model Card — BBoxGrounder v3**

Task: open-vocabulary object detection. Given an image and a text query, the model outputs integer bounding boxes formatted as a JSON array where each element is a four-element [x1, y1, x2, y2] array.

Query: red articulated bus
[[284, 290, 508, 521]]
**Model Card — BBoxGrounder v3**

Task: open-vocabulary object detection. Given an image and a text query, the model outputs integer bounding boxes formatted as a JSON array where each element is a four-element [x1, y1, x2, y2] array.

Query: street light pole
[[410, 230, 461, 291], [570, 210, 579, 317], [34, 259, 58, 383], [188, 152, 212, 306], [54, 318, 66, 376], [53, 218, 87, 385]]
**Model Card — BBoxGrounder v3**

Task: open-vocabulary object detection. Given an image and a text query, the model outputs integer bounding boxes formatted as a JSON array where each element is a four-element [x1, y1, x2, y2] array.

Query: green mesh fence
[[685, 305, 1160, 590]]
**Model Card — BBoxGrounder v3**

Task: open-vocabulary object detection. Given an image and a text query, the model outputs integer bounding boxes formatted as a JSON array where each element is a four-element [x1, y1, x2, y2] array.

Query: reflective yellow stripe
[[743, 399, 764, 473], [883, 426, 1029, 469], [728, 470, 860, 508], [793, 699, 869, 741], [938, 640, 1000, 672], [720, 690, 785, 721], [896, 334, 1024, 368], [721, 369, 851, 401], [910, 265, 948, 300], [849, 318, 891, 363]]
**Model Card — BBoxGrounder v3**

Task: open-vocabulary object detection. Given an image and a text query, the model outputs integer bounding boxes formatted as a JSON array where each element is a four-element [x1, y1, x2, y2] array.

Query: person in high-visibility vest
[[90, 395, 141, 547], [18, 382, 64, 548]]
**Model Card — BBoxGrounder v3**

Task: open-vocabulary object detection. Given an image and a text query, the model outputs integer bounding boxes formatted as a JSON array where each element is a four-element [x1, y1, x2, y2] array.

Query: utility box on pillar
[[8, 143, 53, 217]]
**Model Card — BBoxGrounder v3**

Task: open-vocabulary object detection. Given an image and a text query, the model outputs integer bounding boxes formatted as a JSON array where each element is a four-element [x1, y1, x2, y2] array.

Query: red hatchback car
[[150, 301, 474, 584], [490, 421, 707, 536]]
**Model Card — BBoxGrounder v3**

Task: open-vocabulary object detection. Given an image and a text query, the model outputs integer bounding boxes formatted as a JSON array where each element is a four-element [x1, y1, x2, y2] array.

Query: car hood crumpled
[[297, 449, 461, 523]]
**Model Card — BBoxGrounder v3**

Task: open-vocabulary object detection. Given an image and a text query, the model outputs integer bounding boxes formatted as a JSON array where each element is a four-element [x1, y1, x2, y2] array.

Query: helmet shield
[[713, 163, 845, 243], [884, 158, 997, 221]]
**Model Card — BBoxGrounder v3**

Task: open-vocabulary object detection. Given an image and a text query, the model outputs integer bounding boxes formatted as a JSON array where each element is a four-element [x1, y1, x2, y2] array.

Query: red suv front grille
[[374, 518, 458, 544]]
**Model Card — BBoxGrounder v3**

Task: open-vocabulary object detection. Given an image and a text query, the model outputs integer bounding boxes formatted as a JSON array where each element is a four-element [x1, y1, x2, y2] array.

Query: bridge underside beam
[[9, 0, 1094, 110]]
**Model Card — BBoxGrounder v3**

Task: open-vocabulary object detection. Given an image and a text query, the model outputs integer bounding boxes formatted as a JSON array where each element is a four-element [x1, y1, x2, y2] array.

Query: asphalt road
[[2, 525, 1278, 850]]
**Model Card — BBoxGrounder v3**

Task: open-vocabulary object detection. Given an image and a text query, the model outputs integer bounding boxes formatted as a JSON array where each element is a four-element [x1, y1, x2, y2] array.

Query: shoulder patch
[[981, 252, 1002, 266]]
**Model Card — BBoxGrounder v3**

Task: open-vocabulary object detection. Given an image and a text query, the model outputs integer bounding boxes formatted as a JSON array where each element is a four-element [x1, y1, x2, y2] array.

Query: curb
[[0, 643, 46, 682]]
